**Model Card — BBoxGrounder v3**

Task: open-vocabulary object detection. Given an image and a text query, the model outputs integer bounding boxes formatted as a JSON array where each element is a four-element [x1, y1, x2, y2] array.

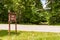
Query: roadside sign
[[8, 11, 17, 35]]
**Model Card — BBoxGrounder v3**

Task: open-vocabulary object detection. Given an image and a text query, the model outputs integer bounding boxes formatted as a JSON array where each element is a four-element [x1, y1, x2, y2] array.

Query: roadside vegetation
[[0, 0, 60, 25], [0, 30, 60, 40]]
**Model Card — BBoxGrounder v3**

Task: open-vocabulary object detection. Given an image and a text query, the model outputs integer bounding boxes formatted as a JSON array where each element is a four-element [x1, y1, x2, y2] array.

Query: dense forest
[[0, 0, 60, 25]]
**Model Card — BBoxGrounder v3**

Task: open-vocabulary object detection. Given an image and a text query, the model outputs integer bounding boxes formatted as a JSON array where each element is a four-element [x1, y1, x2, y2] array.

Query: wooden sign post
[[8, 11, 17, 35]]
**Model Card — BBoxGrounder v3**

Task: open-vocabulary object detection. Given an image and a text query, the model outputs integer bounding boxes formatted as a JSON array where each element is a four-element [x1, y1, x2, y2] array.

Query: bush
[[48, 13, 60, 25]]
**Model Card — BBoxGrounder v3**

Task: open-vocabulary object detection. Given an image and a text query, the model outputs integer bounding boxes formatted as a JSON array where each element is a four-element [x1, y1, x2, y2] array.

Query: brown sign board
[[10, 14, 16, 21], [8, 12, 16, 21]]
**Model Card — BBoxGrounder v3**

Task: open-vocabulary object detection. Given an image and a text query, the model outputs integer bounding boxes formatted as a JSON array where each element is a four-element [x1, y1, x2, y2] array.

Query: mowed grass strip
[[0, 30, 60, 40]]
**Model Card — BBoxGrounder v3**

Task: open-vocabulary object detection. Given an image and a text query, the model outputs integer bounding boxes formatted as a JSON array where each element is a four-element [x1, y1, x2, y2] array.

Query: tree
[[47, 0, 60, 24], [0, 0, 48, 24]]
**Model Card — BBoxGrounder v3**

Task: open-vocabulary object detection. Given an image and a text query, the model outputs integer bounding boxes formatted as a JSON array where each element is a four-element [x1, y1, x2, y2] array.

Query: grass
[[0, 30, 60, 40]]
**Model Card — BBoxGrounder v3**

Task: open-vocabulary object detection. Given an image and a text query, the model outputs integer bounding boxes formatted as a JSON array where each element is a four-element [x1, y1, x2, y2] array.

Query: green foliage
[[47, 0, 60, 25], [0, 0, 8, 23], [16, 0, 47, 24], [1, 0, 60, 25]]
